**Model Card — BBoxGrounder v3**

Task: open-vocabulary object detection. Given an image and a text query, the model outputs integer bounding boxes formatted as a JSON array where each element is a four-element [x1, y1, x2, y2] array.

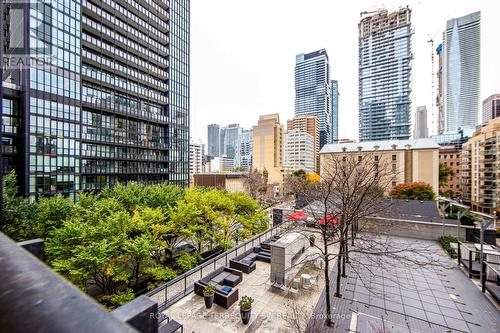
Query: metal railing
[[457, 241, 479, 278], [146, 222, 290, 311]]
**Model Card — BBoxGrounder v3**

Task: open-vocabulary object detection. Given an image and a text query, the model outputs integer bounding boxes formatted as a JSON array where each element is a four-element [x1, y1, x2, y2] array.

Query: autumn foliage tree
[[389, 181, 436, 201]]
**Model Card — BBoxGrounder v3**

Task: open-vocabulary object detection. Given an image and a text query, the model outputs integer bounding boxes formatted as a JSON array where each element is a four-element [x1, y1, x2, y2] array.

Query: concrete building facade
[[438, 146, 462, 196], [320, 139, 439, 194], [252, 114, 283, 184], [189, 143, 203, 186], [287, 115, 319, 172], [283, 130, 315, 173], [461, 117, 500, 217], [482, 94, 500, 124], [358, 7, 412, 141]]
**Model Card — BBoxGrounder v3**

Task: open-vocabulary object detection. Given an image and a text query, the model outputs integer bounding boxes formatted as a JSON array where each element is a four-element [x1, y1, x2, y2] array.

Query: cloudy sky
[[190, 0, 500, 144]]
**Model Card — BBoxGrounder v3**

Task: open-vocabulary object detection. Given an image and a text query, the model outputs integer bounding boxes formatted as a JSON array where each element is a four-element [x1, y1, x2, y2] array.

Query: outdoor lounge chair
[[229, 250, 257, 273], [194, 266, 242, 308]]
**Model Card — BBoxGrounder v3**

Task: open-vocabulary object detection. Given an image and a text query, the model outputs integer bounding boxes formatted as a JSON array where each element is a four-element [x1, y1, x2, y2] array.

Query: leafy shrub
[[100, 289, 135, 310], [439, 236, 462, 258], [175, 252, 201, 272]]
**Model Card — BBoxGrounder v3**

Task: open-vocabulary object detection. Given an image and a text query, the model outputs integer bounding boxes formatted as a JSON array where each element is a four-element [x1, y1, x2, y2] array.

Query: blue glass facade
[[27, 0, 82, 199], [295, 49, 331, 149], [330, 80, 339, 142], [358, 8, 412, 142]]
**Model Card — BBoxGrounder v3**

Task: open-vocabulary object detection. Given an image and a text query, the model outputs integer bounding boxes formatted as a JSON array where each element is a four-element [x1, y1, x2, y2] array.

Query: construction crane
[[428, 35, 435, 135], [360, 8, 385, 17]]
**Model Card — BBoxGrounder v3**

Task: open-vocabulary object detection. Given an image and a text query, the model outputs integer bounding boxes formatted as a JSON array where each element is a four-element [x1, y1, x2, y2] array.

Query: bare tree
[[278, 152, 452, 329]]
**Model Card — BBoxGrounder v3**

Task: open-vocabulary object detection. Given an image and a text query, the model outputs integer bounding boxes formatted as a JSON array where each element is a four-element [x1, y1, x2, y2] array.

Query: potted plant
[[308, 234, 316, 246], [203, 285, 216, 309], [239, 295, 254, 325]]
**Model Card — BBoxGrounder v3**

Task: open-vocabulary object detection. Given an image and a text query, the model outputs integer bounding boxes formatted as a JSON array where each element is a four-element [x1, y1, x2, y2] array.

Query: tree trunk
[[323, 233, 334, 327], [335, 242, 342, 298]]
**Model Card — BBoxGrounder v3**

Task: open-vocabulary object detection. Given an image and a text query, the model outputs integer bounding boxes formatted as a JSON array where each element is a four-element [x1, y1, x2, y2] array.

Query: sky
[[190, 0, 500, 145]]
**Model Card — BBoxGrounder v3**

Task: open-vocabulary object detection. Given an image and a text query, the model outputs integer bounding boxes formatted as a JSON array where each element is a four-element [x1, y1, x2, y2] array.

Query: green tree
[[389, 182, 436, 201], [1, 171, 38, 241], [439, 163, 453, 187], [33, 195, 75, 238]]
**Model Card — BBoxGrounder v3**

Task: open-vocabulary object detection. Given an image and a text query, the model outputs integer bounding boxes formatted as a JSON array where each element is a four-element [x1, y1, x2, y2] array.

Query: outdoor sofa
[[194, 266, 242, 308]]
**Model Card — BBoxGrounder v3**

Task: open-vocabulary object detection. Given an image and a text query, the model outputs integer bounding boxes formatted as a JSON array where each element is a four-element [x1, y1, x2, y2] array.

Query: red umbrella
[[287, 211, 309, 221], [318, 214, 341, 226]]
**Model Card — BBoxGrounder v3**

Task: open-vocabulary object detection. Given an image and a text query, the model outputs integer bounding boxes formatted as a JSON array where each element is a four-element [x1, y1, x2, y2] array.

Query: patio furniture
[[194, 266, 242, 308], [288, 280, 300, 297], [310, 274, 320, 289], [301, 274, 312, 289], [314, 258, 324, 270]]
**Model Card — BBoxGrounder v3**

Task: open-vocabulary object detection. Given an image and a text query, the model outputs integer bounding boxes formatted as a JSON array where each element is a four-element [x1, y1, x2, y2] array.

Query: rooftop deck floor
[[306, 237, 500, 333], [163, 240, 329, 332]]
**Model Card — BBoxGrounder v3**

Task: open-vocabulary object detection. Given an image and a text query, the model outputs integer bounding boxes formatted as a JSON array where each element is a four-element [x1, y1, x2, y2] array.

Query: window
[[392, 154, 396, 161], [375, 155, 379, 161]]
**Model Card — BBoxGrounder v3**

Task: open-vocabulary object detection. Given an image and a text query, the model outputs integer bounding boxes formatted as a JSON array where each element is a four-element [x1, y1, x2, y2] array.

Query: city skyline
[[190, 0, 500, 144]]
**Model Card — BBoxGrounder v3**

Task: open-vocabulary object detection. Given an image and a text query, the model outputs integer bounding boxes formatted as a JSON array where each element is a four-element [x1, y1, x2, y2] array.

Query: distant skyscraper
[[443, 11, 481, 132], [189, 143, 203, 185], [252, 114, 283, 184], [330, 80, 339, 142], [482, 94, 500, 124], [236, 129, 253, 171], [414, 106, 429, 139], [295, 49, 331, 149], [287, 115, 320, 172], [358, 7, 412, 141], [284, 130, 315, 173], [207, 124, 220, 157], [220, 124, 242, 159]]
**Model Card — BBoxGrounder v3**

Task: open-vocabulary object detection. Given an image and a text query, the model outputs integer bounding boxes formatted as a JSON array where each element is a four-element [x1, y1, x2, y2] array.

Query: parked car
[[173, 242, 197, 258]]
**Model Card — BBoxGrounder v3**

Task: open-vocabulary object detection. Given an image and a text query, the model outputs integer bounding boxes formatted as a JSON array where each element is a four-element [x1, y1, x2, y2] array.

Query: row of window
[[82, 85, 166, 122], [82, 64, 166, 103], [81, 159, 168, 174], [30, 97, 80, 122], [82, 143, 169, 161], [83, 0, 167, 53], [30, 69, 81, 100], [82, 33, 166, 77], [82, 16, 166, 65], [82, 48, 167, 90], [101, 0, 166, 36], [30, 115, 80, 139]]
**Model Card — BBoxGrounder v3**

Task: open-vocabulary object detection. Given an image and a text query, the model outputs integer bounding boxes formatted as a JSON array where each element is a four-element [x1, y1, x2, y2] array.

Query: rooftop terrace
[[306, 237, 500, 333]]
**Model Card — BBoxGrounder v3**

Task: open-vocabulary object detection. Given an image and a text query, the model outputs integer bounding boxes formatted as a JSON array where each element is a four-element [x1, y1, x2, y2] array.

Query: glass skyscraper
[[220, 123, 242, 159], [330, 80, 339, 142], [295, 49, 331, 149], [442, 11, 480, 133], [207, 124, 220, 157], [358, 7, 412, 141], [1, 0, 190, 199]]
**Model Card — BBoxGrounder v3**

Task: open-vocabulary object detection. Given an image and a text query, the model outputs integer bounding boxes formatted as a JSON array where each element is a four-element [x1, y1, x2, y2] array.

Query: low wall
[[363, 217, 468, 241]]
